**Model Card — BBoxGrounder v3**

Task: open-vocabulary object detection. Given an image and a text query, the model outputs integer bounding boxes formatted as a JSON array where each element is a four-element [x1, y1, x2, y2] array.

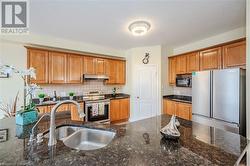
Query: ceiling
[[30, 0, 246, 50]]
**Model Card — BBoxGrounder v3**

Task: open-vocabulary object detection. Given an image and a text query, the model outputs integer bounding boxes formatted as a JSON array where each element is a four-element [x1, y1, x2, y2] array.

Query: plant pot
[[39, 98, 44, 104], [15, 110, 38, 126], [69, 96, 74, 100]]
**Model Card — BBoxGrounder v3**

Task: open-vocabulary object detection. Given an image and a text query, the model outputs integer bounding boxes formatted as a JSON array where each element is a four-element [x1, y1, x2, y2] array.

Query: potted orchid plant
[[0, 65, 41, 125]]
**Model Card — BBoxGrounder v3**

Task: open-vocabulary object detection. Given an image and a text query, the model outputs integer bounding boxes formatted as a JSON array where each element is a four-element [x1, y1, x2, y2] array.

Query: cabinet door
[[36, 106, 49, 114], [105, 59, 117, 84], [176, 103, 191, 120], [95, 58, 106, 75], [27, 49, 49, 83], [176, 55, 187, 74], [116, 60, 126, 84], [200, 47, 222, 71], [119, 98, 130, 120], [56, 104, 69, 112], [187, 52, 199, 73], [223, 41, 246, 69], [67, 54, 83, 83], [110, 99, 120, 122], [168, 57, 176, 85], [83, 56, 95, 74], [49, 52, 67, 83], [165, 100, 176, 115], [69, 102, 84, 121]]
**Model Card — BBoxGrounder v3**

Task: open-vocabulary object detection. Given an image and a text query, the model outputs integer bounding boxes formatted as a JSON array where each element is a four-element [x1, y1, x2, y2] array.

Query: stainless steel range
[[84, 92, 110, 123]]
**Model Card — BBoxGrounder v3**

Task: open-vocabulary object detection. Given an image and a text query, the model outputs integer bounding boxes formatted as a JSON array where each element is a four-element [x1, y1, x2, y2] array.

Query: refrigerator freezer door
[[212, 69, 240, 124], [192, 71, 211, 117]]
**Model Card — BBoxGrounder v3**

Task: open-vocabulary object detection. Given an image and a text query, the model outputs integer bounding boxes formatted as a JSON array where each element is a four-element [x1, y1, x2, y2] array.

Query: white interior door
[[131, 65, 158, 121]]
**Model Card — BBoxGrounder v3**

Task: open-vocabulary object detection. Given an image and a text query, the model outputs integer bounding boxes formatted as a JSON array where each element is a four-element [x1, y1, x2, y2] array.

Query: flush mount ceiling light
[[128, 21, 151, 36]]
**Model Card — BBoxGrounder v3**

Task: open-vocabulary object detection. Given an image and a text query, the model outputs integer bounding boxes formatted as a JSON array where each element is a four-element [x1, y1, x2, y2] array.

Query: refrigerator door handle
[[210, 71, 213, 118]]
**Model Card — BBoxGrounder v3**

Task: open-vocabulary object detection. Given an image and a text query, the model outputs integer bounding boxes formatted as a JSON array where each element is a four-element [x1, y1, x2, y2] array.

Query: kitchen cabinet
[[67, 54, 83, 83], [69, 102, 84, 121], [27, 49, 49, 84], [95, 58, 106, 74], [49, 52, 67, 83], [223, 41, 246, 69], [55, 104, 69, 112], [105, 60, 126, 85], [176, 55, 187, 74], [168, 57, 177, 85], [200, 47, 222, 71], [37, 105, 49, 114], [186, 52, 199, 73], [163, 99, 192, 120], [83, 56, 96, 75], [110, 98, 130, 123]]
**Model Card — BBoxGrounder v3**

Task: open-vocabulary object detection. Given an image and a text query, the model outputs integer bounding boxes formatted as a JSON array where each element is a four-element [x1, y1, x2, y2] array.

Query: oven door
[[86, 102, 109, 122]]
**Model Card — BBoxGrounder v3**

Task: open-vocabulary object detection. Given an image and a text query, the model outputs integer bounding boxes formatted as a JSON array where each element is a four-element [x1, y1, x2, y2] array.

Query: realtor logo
[[1, 0, 29, 34]]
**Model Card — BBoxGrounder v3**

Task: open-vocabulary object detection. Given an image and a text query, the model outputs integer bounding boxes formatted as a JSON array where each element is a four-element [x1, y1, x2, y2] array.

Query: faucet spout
[[48, 100, 85, 147]]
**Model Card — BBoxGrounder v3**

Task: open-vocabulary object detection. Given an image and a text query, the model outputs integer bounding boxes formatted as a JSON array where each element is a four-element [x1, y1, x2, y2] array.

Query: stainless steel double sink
[[44, 125, 116, 150]]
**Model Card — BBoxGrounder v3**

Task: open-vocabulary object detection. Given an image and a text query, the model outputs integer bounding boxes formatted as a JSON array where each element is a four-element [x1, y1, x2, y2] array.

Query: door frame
[[130, 64, 160, 121]]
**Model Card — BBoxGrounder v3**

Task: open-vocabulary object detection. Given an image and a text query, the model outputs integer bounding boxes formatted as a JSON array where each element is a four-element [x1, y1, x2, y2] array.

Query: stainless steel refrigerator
[[192, 68, 246, 136]]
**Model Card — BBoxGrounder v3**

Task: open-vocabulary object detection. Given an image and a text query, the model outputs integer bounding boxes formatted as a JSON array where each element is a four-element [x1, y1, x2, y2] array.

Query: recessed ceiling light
[[128, 21, 151, 36]]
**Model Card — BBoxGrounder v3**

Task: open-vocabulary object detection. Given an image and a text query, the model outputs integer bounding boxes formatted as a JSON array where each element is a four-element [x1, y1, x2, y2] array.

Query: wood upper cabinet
[[95, 58, 106, 74], [69, 102, 84, 121], [49, 52, 67, 83], [176, 103, 192, 120], [176, 55, 187, 74], [27, 49, 49, 83], [168, 57, 177, 85], [200, 47, 222, 71], [83, 56, 96, 74], [67, 54, 83, 83], [110, 98, 130, 123], [186, 52, 199, 73], [116, 60, 126, 84], [223, 41, 246, 69]]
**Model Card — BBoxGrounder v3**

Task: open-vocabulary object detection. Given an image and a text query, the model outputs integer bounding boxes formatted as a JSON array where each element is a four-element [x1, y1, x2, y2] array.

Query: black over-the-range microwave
[[176, 75, 192, 87]]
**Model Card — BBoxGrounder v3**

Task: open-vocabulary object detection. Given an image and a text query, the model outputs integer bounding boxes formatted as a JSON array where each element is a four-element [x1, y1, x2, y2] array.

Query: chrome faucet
[[48, 100, 85, 146], [29, 113, 50, 145]]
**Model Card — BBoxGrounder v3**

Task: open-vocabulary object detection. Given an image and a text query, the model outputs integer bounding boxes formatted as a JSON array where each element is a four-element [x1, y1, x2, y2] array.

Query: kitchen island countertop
[[0, 114, 248, 166]]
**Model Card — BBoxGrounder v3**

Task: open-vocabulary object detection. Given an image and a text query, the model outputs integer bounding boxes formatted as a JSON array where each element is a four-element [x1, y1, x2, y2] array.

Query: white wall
[[123, 45, 162, 119], [173, 27, 246, 55]]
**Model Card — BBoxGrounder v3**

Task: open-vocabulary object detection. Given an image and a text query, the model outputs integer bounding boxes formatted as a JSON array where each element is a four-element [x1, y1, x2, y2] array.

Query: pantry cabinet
[[110, 98, 130, 123], [49, 52, 67, 83], [27, 49, 49, 84], [223, 41, 246, 69], [163, 99, 192, 121], [199, 47, 222, 71], [67, 54, 83, 83]]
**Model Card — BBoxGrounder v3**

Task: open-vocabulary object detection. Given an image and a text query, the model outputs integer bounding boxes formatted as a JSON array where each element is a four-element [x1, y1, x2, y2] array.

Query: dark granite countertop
[[163, 95, 192, 104], [0, 114, 248, 165], [35, 93, 130, 106]]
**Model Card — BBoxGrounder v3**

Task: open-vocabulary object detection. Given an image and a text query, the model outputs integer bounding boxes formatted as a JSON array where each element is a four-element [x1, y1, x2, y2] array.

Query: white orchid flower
[[19, 67, 36, 79], [26, 83, 41, 96]]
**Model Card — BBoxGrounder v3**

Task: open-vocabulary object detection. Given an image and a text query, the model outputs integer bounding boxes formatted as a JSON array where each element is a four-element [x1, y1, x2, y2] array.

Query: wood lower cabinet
[[110, 98, 130, 123], [67, 54, 83, 83], [55, 104, 69, 112], [187, 52, 199, 73], [200, 47, 222, 71], [163, 99, 192, 121], [37, 105, 49, 114], [69, 102, 84, 121], [168, 57, 177, 85], [176, 55, 187, 74], [49, 52, 67, 83], [223, 41, 246, 69], [27, 49, 49, 84]]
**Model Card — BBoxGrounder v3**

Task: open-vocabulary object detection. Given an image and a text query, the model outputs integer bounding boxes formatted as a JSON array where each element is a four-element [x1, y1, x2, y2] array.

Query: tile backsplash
[[173, 87, 192, 96], [34, 80, 123, 98]]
